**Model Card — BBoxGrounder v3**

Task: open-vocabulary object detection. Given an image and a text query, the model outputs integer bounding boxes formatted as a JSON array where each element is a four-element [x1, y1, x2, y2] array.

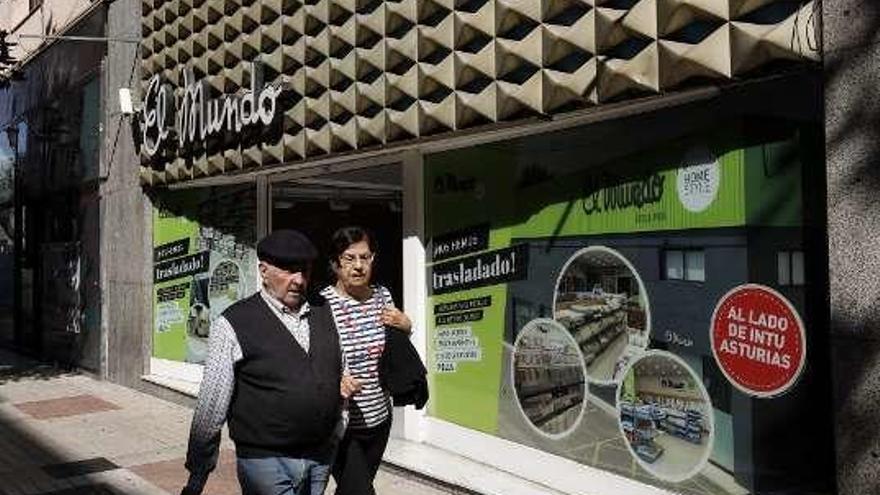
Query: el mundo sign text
[[141, 62, 282, 157]]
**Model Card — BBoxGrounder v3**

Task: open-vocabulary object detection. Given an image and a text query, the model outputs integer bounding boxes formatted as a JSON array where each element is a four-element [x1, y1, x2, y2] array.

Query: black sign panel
[[156, 282, 189, 302], [434, 296, 493, 315], [430, 244, 529, 295], [154, 251, 209, 282], [436, 310, 485, 326], [430, 223, 490, 261], [153, 238, 190, 262]]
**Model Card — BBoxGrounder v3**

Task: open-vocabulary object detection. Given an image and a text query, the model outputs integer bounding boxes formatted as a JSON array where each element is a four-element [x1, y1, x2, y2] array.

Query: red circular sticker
[[710, 284, 806, 398]]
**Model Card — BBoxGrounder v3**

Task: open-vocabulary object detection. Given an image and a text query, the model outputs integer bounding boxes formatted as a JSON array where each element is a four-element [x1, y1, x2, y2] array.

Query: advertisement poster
[[425, 125, 829, 494], [152, 186, 258, 364]]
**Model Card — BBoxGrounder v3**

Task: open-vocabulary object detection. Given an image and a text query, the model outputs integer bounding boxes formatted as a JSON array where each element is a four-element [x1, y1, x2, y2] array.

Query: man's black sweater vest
[[224, 293, 341, 459]]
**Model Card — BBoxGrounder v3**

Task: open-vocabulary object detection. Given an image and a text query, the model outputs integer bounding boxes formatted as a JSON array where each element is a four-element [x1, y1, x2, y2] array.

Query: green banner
[[151, 186, 258, 364], [152, 209, 200, 362]]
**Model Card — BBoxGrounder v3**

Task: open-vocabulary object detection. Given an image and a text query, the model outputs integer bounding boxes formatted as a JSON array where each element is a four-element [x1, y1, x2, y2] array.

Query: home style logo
[[141, 62, 282, 157]]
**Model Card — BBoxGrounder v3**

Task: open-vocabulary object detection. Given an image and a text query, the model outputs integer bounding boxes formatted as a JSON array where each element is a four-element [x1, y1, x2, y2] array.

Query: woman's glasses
[[339, 253, 375, 266]]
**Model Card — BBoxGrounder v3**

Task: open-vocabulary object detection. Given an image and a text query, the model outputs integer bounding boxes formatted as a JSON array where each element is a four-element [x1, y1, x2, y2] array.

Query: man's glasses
[[339, 253, 375, 266]]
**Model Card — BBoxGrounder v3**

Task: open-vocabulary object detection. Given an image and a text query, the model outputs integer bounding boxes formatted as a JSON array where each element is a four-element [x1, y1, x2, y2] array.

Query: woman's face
[[336, 239, 375, 290]]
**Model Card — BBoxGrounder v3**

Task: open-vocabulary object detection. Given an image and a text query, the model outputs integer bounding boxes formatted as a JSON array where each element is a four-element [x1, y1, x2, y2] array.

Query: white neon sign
[[141, 62, 282, 157]]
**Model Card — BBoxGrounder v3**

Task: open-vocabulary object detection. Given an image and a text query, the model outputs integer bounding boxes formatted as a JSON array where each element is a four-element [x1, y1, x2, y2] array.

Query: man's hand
[[180, 471, 208, 495], [380, 306, 412, 333], [340, 373, 362, 399]]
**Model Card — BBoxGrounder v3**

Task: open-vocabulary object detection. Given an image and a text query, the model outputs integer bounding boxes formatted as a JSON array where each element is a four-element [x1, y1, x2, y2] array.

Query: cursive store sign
[[141, 62, 282, 157]]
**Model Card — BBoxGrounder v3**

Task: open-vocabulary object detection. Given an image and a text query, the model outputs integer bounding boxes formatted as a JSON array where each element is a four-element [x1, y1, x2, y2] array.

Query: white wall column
[[394, 150, 427, 441]]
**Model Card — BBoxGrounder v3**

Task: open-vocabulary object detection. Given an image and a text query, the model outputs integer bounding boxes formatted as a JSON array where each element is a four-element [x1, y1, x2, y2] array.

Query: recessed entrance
[[270, 162, 404, 304]]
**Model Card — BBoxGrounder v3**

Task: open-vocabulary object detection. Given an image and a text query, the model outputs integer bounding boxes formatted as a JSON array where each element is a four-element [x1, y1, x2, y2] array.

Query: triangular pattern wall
[[140, 0, 820, 184]]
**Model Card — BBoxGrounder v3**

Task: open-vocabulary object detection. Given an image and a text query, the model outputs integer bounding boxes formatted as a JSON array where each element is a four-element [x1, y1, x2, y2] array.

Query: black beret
[[257, 230, 318, 270]]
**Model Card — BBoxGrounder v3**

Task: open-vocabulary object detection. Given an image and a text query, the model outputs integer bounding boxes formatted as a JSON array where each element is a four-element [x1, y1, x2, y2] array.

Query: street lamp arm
[[16, 34, 140, 44]]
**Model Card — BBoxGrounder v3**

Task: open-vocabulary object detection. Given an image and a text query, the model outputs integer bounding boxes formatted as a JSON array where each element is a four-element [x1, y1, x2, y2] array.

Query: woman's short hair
[[329, 225, 378, 265]]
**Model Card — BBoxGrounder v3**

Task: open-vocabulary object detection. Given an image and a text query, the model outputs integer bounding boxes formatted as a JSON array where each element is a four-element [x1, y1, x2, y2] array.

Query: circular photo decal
[[208, 259, 242, 319], [512, 318, 588, 439], [553, 246, 650, 385], [616, 351, 715, 482]]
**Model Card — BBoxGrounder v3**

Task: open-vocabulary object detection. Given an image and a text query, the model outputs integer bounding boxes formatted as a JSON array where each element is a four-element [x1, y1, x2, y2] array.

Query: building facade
[[7, 1, 880, 495]]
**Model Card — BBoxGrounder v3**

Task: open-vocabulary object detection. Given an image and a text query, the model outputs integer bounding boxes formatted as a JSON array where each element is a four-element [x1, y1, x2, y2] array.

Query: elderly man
[[182, 230, 360, 495]]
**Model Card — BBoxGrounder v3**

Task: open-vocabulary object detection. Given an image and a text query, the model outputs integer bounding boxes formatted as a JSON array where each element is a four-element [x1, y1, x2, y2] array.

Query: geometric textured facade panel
[[140, 0, 820, 185]]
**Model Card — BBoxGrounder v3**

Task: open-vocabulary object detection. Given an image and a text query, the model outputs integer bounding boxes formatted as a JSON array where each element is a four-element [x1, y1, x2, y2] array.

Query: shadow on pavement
[[0, 347, 129, 494]]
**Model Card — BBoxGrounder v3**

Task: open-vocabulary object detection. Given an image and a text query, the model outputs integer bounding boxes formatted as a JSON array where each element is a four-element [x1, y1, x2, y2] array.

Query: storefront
[[137, 1, 832, 494], [0, 5, 105, 368], [144, 91, 833, 495]]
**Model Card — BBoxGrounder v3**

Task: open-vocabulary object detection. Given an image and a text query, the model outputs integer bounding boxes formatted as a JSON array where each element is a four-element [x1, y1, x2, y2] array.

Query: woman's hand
[[381, 306, 412, 333], [340, 373, 362, 399]]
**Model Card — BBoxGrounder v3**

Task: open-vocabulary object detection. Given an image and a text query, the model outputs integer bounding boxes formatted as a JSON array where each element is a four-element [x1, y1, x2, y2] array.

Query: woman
[[320, 226, 411, 495]]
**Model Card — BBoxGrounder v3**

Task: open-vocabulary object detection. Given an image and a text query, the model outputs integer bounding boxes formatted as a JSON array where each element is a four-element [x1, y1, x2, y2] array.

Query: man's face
[[259, 261, 311, 309], [335, 240, 374, 290]]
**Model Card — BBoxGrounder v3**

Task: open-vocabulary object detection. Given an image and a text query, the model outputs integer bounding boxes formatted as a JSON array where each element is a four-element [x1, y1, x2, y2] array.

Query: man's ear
[[258, 261, 268, 277]]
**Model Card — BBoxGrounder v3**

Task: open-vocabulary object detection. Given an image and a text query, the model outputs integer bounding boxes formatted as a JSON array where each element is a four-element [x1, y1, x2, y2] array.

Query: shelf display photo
[[554, 247, 650, 384], [512, 319, 587, 438], [207, 259, 244, 319], [186, 276, 211, 364], [617, 351, 714, 482]]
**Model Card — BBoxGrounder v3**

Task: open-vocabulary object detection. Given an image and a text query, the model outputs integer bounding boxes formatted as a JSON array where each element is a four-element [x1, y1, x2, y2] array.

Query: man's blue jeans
[[237, 456, 332, 495]]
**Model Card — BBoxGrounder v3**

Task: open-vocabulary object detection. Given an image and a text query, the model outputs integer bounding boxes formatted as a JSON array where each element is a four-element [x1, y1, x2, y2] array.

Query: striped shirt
[[321, 284, 392, 429]]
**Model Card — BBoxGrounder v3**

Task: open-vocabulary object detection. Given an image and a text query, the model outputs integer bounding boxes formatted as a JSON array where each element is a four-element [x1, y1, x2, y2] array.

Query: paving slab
[[130, 450, 240, 495], [15, 395, 121, 420], [0, 350, 459, 495]]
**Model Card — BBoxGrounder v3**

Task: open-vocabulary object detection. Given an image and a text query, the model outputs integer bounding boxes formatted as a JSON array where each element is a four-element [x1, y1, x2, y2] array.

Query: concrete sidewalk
[[0, 349, 454, 495]]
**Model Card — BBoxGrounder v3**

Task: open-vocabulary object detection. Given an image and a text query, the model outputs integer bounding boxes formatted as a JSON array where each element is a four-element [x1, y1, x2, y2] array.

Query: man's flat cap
[[257, 229, 318, 269]]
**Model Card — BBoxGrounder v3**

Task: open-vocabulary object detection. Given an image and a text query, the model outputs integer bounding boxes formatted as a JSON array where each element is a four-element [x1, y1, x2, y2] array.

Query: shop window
[[664, 249, 705, 282], [421, 126, 831, 493], [777, 250, 805, 286], [151, 184, 258, 366]]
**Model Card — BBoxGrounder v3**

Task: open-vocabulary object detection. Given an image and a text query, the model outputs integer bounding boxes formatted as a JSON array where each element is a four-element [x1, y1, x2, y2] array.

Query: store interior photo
[[513, 319, 587, 436], [554, 247, 650, 383], [618, 353, 713, 481]]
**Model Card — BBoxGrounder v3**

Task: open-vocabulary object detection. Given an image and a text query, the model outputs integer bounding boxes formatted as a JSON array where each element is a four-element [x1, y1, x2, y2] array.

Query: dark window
[[777, 250, 805, 286], [663, 249, 705, 282]]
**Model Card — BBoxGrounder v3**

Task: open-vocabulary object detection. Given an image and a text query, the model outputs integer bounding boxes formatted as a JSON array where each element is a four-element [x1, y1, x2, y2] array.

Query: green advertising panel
[[152, 186, 258, 364], [152, 209, 200, 361], [425, 125, 828, 495]]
